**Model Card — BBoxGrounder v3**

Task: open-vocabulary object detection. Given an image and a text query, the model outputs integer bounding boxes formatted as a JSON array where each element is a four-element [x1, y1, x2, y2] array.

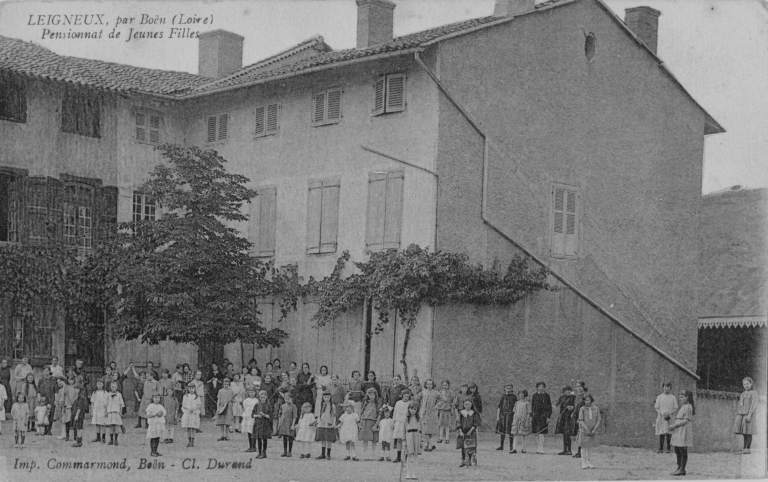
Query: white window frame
[[206, 113, 230, 143], [134, 109, 162, 145], [132, 192, 156, 222], [372, 73, 406, 116], [254, 102, 280, 138], [311, 87, 343, 127]]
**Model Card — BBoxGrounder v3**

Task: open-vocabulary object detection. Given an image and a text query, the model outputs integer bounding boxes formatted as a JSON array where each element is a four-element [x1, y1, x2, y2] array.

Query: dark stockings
[[65, 422, 71, 438], [257, 438, 268, 453], [282, 436, 294, 452], [562, 433, 571, 452], [150, 437, 160, 454], [674, 447, 688, 473], [744, 435, 753, 449], [659, 434, 672, 450]]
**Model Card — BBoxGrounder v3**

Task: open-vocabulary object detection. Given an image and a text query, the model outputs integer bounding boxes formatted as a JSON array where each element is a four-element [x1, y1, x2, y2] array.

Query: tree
[[101, 144, 288, 347], [307, 244, 552, 381]]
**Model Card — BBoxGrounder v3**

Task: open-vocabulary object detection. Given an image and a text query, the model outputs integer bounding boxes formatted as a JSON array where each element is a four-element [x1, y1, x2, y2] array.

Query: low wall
[[695, 390, 742, 452]]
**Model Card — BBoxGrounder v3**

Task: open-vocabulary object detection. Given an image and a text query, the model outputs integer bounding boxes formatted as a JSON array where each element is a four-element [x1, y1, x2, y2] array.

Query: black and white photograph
[[0, 0, 765, 480]]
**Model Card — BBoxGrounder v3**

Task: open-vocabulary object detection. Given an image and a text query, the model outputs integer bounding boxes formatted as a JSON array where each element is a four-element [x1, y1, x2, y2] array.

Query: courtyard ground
[[0, 416, 758, 482]]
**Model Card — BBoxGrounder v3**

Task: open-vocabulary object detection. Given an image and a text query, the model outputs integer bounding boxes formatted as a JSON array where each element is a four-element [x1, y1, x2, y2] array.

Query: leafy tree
[[307, 244, 552, 381], [100, 144, 288, 347]]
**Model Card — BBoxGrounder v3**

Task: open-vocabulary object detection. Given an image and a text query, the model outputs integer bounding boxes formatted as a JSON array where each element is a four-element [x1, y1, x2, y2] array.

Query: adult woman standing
[[313, 366, 332, 416], [296, 363, 314, 410], [0, 358, 12, 413], [13, 356, 33, 396], [531, 382, 552, 454], [734, 376, 758, 454]]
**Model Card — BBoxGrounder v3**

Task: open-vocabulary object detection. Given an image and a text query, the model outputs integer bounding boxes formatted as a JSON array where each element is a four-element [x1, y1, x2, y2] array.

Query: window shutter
[[373, 77, 385, 116], [383, 171, 404, 249], [207, 116, 217, 142], [306, 181, 322, 253], [326, 88, 342, 122], [254, 106, 266, 137], [366, 173, 387, 250], [266, 103, 279, 134], [136, 112, 146, 141], [46, 177, 63, 244], [385, 74, 405, 113], [100, 186, 118, 234], [319, 181, 339, 253], [25, 176, 48, 246], [259, 187, 277, 256], [565, 191, 578, 256], [149, 115, 160, 143], [218, 114, 228, 140], [552, 187, 566, 257], [248, 194, 261, 253], [312, 92, 325, 124]]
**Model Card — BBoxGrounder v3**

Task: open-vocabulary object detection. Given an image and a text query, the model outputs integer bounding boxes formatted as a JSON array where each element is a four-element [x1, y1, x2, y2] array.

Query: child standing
[[392, 389, 412, 463], [0, 379, 7, 435], [12, 393, 30, 448], [90, 379, 109, 443], [163, 380, 179, 444], [241, 386, 258, 452], [454, 384, 471, 421], [577, 394, 601, 469], [496, 384, 517, 451], [34, 396, 49, 436], [314, 390, 337, 460], [510, 389, 531, 454], [106, 381, 125, 445], [276, 392, 298, 457], [531, 382, 552, 454], [215, 378, 234, 441], [252, 390, 273, 459], [555, 385, 575, 455], [456, 399, 480, 467], [418, 379, 439, 452], [734, 376, 758, 454], [359, 387, 380, 460], [71, 384, 88, 447], [377, 406, 394, 461], [231, 373, 245, 433], [655, 382, 678, 453], [403, 401, 422, 480], [436, 380, 455, 445], [670, 390, 695, 476], [339, 402, 360, 461], [181, 382, 201, 447], [146, 393, 167, 457], [294, 402, 316, 458]]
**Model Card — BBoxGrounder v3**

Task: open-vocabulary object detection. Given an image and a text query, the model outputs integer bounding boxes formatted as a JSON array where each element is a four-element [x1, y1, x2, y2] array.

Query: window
[[585, 33, 597, 62], [551, 185, 578, 258], [0, 297, 54, 363], [25, 176, 64, 246], [0, 71, 27, 123], [135, 110, 161, 144], [306, 179, 340, 254], [366, 171, 404, 250], [61, 87, 101, 138], [0, 172, 21, 242], [206, 113, 229, 142], [63, 183, 95, 256], [311, 88, 342, 126], [372, 73, 406, 116], [254, 103, 279, 137], [132, 192, 156, 222], [248, 186, 277, 257]]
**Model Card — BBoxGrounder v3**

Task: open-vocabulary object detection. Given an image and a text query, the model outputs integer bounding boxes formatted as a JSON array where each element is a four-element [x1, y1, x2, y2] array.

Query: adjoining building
[[0, 0, 723, 447]]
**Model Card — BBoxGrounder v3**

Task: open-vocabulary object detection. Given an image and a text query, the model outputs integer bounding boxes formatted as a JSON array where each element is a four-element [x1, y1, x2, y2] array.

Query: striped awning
[[699, 315, 768, 329]]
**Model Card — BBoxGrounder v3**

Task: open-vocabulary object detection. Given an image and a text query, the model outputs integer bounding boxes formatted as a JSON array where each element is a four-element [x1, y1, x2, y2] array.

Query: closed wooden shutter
[[366, 173, 387, 250], [207, 116, 217, 142], [100, 186, 118, 234], [254, 106, 266, 137], [25, 176, 48, 246], [306, 181, 322, 254], [149, 115, 160, 143], [565, 191, 578, 256], [373, 77, 385, 116], [326, 88, 342, 122], [259, 187, 277, 256], [312, 92, 325, 124], [552, 187, 566, 257], [136, 112, 147, 141], [383, 171, 403, 249], [319, 181, 339, 253], [47, 177, 63, 243], [266, 103, 279, 134], [218, 114, 228, 140], [385, 74, 406, 113], [248, 194, 261, 253]]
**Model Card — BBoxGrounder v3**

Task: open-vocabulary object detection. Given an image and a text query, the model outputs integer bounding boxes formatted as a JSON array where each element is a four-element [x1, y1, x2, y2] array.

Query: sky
[[0, 0, 766, 194]]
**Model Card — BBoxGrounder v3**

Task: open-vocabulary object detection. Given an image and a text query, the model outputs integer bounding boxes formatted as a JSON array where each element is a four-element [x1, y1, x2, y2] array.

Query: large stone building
[[0, 0, 722, 446]]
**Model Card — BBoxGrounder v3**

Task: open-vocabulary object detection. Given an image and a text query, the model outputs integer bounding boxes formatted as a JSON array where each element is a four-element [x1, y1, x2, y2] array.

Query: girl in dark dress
[[0, 358, 11, 414], [468, 383, 483, 414], [555, 385, 576, 455], [531, 381, 552, 454], [361, 371, 381, 398], [295, 363, 313, 410], [252, 390, 273, 458], [496, 384, 517, 451], [206, 364, 224, 418]]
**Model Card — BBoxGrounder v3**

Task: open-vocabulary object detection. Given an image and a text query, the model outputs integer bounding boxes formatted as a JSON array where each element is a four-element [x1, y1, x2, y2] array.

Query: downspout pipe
[[413, 51, 699, 381]]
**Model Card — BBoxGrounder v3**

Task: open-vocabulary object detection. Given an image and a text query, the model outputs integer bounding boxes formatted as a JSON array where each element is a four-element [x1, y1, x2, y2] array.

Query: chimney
[[356, 0, 396, 49], [624, 7, 661, 55], [494, 0, 535, 17], [198, 29, 244, 78]]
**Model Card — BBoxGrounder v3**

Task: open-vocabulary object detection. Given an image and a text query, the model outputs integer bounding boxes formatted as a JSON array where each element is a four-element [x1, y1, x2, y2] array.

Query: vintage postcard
[[0, 0, 765, 480]]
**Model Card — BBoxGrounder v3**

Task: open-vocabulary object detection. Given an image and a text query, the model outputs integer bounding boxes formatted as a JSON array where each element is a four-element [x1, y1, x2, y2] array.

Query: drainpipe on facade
[[413, 51, 699, 381]]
